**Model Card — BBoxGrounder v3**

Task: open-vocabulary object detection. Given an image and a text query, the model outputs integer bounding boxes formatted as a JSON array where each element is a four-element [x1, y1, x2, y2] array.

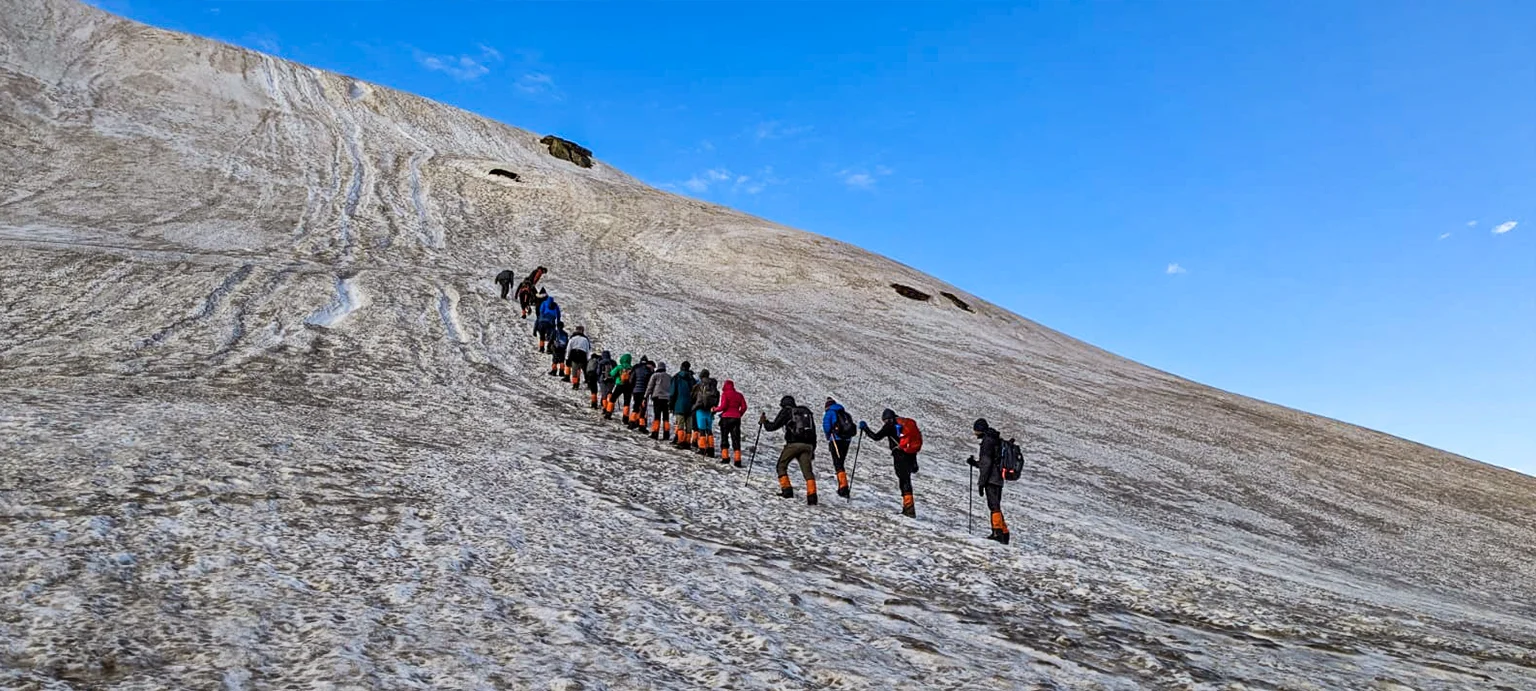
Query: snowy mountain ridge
[[2, 0, 1534, 687]]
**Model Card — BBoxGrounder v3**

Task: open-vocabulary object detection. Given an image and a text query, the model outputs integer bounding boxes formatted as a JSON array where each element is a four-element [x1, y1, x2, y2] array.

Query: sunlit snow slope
[[3, 0, 1534, 688]]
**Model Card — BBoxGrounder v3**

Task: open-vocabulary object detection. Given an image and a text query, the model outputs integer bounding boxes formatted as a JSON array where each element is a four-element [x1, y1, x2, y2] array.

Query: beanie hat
[[881, 408, 896, 421], [825, 397, 836, 409], [973, 418, 989, 432], [781, 395, 796, 408]]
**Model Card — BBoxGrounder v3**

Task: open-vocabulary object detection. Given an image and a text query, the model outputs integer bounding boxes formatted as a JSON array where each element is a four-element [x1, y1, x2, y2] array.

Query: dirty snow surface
[[3, 1, 1535, 688]]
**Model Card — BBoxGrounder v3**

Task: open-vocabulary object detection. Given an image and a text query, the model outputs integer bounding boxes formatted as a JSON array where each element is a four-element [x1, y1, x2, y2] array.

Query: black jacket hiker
[[495, 269, 516, 300], [761, 396, 819, 503], [967, 419, 1011, 544], [860, 409, 918, 517]]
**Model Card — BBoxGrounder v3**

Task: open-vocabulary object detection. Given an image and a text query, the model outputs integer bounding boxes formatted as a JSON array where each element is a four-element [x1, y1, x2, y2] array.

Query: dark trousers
[[719, 418, 742, 450], [828, 439, 851, 472], [550, 347, 566, 368], [984, 484, 1004, 513], [609, 386, 632, 408], [652, 399, 671, 423], [893, 451, 917, 496], [498, 281, 511, 299]]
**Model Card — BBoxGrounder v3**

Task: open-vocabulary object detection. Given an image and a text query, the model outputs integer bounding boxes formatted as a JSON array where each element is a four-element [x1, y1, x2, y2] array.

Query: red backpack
[[894, 417, 923, 454]]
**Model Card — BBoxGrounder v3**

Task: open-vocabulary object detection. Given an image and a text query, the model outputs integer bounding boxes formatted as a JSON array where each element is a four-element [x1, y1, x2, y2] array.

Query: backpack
[[999, 438, 1024, 481], [894, 417, 923, 454], [619, 368, 633, 386], [787, 406, 816, 441], [552, 331, 569, 350], [833, 409, 857, 439]]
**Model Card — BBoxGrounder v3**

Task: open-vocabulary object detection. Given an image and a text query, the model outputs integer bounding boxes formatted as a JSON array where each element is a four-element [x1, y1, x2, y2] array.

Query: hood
[[618, 353, 632, 367], [881, 408, 896, 421], [780, 395, 797, 408], [722, 380, 736, 394]]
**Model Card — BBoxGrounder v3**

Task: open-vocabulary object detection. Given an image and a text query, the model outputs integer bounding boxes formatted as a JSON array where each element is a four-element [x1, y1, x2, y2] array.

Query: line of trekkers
[[497, 267, 1020, 546]]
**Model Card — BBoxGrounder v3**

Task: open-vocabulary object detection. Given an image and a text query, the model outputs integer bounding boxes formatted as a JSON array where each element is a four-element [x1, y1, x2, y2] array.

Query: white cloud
[[838, 166, 892, 190], [681, 169, 733, 193], [413, 44, 502, 82], [1166, 263, 1187, 275], [1438, 232, 1452, 240], [1467, 220, 1478, 227], [677, 167, 779, 195], [842, 172, 875, 189], [752, 121, 813, 141], [514, 71, 560, 99], [1492, 220, 1518, 235], [248, 35, 280, 55]]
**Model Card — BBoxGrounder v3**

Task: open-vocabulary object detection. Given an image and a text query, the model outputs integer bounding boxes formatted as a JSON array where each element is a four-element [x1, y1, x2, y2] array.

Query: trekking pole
[[846, 435, 863, 502], [968, 461, 975, 536], [744, 421, 763, 484]]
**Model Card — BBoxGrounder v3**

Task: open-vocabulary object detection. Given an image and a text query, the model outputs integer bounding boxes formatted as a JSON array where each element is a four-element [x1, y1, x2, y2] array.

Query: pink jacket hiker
[[714, 380, 748, 419]]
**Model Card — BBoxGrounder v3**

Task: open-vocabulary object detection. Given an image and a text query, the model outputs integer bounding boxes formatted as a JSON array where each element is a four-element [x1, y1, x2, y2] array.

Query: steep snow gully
[[2, 0, 1534, 688]]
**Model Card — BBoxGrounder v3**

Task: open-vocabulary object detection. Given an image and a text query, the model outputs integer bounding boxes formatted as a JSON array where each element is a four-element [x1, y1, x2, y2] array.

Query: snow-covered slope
[[3, 0, 1533, 687]]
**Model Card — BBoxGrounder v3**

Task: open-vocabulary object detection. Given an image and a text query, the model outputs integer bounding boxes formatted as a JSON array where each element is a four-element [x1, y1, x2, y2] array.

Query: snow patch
[[437, 286, 465, 343], [305, 275, 366, 327]]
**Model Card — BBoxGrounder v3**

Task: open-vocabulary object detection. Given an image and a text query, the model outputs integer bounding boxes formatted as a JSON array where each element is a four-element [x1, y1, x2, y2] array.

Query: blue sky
[[98, 1, 1533, 474]]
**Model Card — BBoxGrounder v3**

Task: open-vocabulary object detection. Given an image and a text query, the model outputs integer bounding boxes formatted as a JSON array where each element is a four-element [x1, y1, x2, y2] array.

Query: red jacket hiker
[[714, 380, 747, 419]]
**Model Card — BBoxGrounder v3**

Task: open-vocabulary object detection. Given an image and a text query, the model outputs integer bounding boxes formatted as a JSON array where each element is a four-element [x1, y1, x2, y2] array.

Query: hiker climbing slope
[[860, 408, 922, 518], [692, 369, 720, 457], [591, 350, 615, 411], [670, 362, 697, 449], [761, 396, 819, 505], [823, 398, 858, 498], [565, 326, 591, 389], [547, 321, 569, 377], [495, 269, 516, 300], [714, 380, 747, 466], [644, 362, 673, 440], [515, 266, 547, 318], [534, 291, 560, 352], [628, 357, 655, 431], [605, 353, 635, 421], [968, 418, 1015, 545]]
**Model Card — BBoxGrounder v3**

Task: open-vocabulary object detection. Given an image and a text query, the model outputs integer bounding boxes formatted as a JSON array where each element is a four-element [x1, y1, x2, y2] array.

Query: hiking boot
[[836, 486, 850, 498], [649, 431, 659, 440], [901, 505, 916, 518], [806, 493, 818, 506], [718, 456, 729, 464], [998, 531, 1011, 545], [779, 487, 794, 499], [986, 529, 1004, 543], [733, 460, 743, 468]]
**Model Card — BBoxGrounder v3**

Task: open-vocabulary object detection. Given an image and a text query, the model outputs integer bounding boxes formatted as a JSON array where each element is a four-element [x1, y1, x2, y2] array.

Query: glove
[[966, 455, 978, 467], [858, 421, 868, 431], [979, 484, 987, 497]]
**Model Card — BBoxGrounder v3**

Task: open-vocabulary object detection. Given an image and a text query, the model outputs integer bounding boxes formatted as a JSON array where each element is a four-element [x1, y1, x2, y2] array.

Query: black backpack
[[999, 438, 1024, 481], [787, 406, 816, 442], [833, 408, 857, 439]]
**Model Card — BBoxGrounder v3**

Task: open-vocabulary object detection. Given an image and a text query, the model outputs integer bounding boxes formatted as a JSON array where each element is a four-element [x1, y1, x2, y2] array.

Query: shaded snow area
[[3, 1, 1535, 688]]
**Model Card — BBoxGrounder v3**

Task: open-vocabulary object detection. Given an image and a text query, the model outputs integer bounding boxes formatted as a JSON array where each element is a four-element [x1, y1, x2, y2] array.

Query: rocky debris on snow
[[941, 291, 974, 312], [891, 283, 932, 301], [539, 135, 594, 168], [489, 168, 520, 181]]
